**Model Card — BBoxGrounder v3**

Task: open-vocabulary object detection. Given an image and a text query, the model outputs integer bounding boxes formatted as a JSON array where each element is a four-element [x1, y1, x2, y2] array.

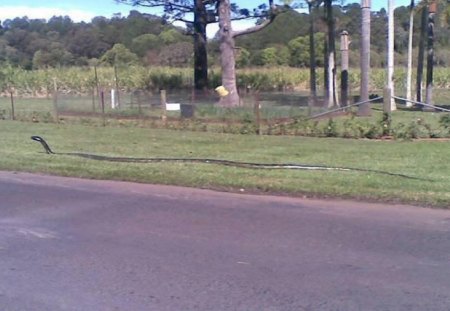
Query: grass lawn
[[1, 120, 449, 207]]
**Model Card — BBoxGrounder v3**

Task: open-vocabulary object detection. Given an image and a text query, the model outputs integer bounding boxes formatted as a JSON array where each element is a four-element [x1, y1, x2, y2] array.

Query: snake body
[[31, 136, 427, 180]]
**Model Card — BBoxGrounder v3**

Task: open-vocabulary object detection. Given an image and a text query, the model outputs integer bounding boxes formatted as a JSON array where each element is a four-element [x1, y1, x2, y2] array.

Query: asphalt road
[[1, 171, 450, 311]]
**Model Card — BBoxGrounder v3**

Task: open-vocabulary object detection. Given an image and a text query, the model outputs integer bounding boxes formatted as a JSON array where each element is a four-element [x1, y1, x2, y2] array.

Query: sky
[[0, 0, 412, 37]]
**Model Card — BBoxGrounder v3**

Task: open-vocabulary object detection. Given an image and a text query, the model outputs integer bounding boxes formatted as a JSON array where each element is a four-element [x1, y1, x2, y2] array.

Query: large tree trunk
[[425, 1, 436, 110], [405, 0, 414, 107], [308, 1, 317, 110], [416, 7, 428, 103], [193, 0, 208, 92], [218, 0, 240, 106], [324, 0, 338, 108], [217, 0, 276, 107], [340, 31, 349, 107], [386, 0, 396, 111], [358, 0, 372, 116]]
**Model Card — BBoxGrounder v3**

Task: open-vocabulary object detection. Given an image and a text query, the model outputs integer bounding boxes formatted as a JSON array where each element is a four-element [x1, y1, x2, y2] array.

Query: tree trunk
[[416, 7, 428, 104], [405, 0, 414, 107], [218, 0, 240, 106], [193, 0, 208, 92], [217, 0, 277, 107], [358, 0, 372, 116], [386, 0, 396, 111], [425, 1, 436, 110], [325, 0, 338, 108], [340, 31, 349, 107], [308, 1, 317, 110], [323, 23, 329, 104]]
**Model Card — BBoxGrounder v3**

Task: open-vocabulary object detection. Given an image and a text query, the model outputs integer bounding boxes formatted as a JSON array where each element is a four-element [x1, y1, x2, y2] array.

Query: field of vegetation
[[2, 65, 450, 96], [1, 64, 449, 207]]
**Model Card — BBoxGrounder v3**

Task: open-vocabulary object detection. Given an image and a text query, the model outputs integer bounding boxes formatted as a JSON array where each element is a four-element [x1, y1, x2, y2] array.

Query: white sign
[[111, 89, 116, 109], [166, 103, 181, 111]]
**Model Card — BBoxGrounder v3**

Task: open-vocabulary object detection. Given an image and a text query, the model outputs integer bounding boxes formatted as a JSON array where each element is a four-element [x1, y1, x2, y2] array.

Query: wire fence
[[48, 89, 324, 122], [1, 87, 449, 138]]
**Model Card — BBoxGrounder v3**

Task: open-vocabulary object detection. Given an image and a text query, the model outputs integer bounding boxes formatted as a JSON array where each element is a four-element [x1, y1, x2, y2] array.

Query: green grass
[[1, 120, 449, 207]]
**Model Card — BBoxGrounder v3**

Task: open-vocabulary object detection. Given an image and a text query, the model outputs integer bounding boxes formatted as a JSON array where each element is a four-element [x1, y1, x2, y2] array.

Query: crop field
[[2, 65, 450, 95]]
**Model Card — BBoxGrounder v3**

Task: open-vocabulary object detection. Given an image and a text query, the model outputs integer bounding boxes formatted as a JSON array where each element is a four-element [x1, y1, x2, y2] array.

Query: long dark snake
[[31, 136, 429, 181]]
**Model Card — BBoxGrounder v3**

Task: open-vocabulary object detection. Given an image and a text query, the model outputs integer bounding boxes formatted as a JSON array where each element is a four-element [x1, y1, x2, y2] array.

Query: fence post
[[114, 64, 120, 109], [53, 78, 59, 123], [10, 90, 15, 121], [253, 92, 261, 135], [94, 65, 100, 98], [91, 88, 96, 113], [383, 87, 392, 113], [137, 92, 142, 117], [101, 90, 106, 127], [160, 89, 167, 127], [111, 89, 116, 109]]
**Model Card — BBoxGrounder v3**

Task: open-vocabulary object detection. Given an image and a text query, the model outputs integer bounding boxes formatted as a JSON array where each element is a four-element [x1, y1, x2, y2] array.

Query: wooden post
[[91, 88, 96, 113], [160, 89, 167, 126], [101, 90, 106, 127], [114, 64, 120, 109], [94, 66, 100, 96], [137, 92, 142, 117], [383, 87, 392, 113], [340, 31, 349, 107], [10, 90, 15, 121], [253, 92, 261, 135], [53, 78, 59, 123], [130, 93, 134, 110]]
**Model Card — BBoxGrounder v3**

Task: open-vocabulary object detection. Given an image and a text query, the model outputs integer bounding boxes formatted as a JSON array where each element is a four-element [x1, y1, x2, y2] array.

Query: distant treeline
[[0, 3, 449, 70]]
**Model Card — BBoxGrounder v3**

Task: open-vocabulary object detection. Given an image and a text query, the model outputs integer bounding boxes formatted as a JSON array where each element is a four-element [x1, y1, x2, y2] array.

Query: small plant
[[393, 121, 420, 140], [324, 118, 338, 137], [379, 112, 392, 136], [342, 118, 360, 138], [439, 114, 450, 130]]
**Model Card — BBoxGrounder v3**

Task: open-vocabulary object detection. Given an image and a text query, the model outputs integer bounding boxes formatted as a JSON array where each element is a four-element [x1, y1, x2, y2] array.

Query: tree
[[324, 0, 338, 108], [159, 42, 194, 66], [405, 0, 415, 107], [425, 0, 436, 108], [217, 0, 279, 106], [100, 43, 140, 65], [358, 0, 371, 116], [116, 0, 216, 91], [386, 0, 397, 111], [416, 5, 428, 103], [288, 33, 324, 67], [307, 0, 318, 107], [131, 33, 161, 57]]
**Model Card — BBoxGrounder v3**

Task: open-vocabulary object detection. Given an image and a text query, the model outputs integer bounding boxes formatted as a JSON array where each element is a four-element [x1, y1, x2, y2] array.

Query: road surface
[[1, 171, 449, 311]]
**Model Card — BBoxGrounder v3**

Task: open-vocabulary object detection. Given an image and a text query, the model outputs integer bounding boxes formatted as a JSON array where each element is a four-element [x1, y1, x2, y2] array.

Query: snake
[[31, 136, 429, 181]]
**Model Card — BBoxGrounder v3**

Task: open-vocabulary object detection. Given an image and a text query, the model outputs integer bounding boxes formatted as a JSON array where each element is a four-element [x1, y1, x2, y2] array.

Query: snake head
[[31, 136, 54, 154]]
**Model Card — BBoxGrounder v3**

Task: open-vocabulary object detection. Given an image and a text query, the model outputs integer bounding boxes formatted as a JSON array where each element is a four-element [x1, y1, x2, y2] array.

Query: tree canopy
[[0, 3, 450, 69]]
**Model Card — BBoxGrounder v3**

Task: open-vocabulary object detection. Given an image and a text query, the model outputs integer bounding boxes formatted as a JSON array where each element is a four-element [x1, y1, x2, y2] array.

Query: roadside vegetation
[[1, 120, 449, 207]]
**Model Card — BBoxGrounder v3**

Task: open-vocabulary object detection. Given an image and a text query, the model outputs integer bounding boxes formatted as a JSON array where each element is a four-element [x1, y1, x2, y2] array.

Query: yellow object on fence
[[215, 86, 229, 97]]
